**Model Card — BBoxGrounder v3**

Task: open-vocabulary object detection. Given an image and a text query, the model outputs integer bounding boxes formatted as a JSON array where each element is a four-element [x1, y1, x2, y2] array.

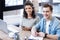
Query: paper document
[[29, 35, 43, 40]]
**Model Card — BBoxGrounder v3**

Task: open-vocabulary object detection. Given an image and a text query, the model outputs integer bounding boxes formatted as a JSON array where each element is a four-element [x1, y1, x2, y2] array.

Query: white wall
[[3, 9, 23, 25], [3, 9, 21, 16]]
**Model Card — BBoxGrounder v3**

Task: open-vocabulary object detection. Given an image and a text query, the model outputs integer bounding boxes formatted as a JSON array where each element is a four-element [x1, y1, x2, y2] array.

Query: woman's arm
[[22, 26, 32, 31]]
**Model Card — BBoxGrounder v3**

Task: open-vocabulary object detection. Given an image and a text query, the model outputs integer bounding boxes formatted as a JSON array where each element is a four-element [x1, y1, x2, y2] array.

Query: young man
[[31, 4, 60, 40]]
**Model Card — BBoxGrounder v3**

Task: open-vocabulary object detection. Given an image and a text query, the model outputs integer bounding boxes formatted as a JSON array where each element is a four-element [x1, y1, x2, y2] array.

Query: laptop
[[0, 19, 8, 34]]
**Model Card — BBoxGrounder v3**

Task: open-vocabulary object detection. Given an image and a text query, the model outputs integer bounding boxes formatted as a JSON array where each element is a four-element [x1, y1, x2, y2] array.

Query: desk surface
[[0, 25, 19, 40], [0, 31, 13, 40], [0, 26, 55, 40], [19, 26, 54, 40], [19, 30, 54, 40]]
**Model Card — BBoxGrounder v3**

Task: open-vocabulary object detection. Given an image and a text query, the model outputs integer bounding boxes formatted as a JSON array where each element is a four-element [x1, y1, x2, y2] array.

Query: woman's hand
[[22, 26, 31, 31]]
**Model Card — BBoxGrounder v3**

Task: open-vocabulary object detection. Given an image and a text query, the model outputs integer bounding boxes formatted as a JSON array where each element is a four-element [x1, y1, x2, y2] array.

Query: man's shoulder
[[54, 17, 60, 23], [38, 18, 45, 24], [40, 18, 45, 21], [52, 17, 60, 27]]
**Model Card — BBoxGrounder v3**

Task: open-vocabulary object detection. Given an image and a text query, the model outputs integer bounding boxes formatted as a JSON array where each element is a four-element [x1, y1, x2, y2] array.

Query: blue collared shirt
[[35, 17, 60, 40]]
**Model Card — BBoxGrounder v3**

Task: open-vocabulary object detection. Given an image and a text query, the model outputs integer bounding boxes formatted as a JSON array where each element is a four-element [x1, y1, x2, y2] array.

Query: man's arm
[[46, 34, 58, 40], [46, 20, 60, 40], [31, 20, 41, 36], [31, 26, 37, 36], [37, 32, 58, 40], [38, 24, 60, 40], [31, 28, 58, 40]]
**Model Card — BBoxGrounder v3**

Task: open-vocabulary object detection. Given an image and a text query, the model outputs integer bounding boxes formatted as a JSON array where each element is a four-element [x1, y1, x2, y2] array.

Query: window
[[5, 0, 23, 7], [53, 0, 60, 3], [53, 0, 60, 14], [4, 0, 26, 11]]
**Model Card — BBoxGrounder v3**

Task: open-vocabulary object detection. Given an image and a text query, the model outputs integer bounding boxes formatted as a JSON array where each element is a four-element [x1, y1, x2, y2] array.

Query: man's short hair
[[43, 4, 53, 12]]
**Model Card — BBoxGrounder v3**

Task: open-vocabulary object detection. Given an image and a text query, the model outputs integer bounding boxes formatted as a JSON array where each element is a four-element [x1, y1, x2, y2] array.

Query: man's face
[[42, 7, 52, 20]]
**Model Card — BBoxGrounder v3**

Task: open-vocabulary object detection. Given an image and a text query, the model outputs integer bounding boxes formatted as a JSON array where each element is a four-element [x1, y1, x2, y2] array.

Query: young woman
[[21, 1, 40, 31]]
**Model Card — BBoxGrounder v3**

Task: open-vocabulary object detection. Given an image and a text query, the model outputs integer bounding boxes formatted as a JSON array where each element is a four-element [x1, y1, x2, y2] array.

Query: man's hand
[[32, 32, 45, 37], [32, 32, 39, 37], [38, 32, 45, 37]]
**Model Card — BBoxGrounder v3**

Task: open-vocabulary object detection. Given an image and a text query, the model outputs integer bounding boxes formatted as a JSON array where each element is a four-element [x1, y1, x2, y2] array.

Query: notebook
[[29, 35, 43, 40]]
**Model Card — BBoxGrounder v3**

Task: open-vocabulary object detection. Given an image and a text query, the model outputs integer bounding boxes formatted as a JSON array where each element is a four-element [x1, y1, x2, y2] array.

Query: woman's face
[[25, 5, 33, 15]]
